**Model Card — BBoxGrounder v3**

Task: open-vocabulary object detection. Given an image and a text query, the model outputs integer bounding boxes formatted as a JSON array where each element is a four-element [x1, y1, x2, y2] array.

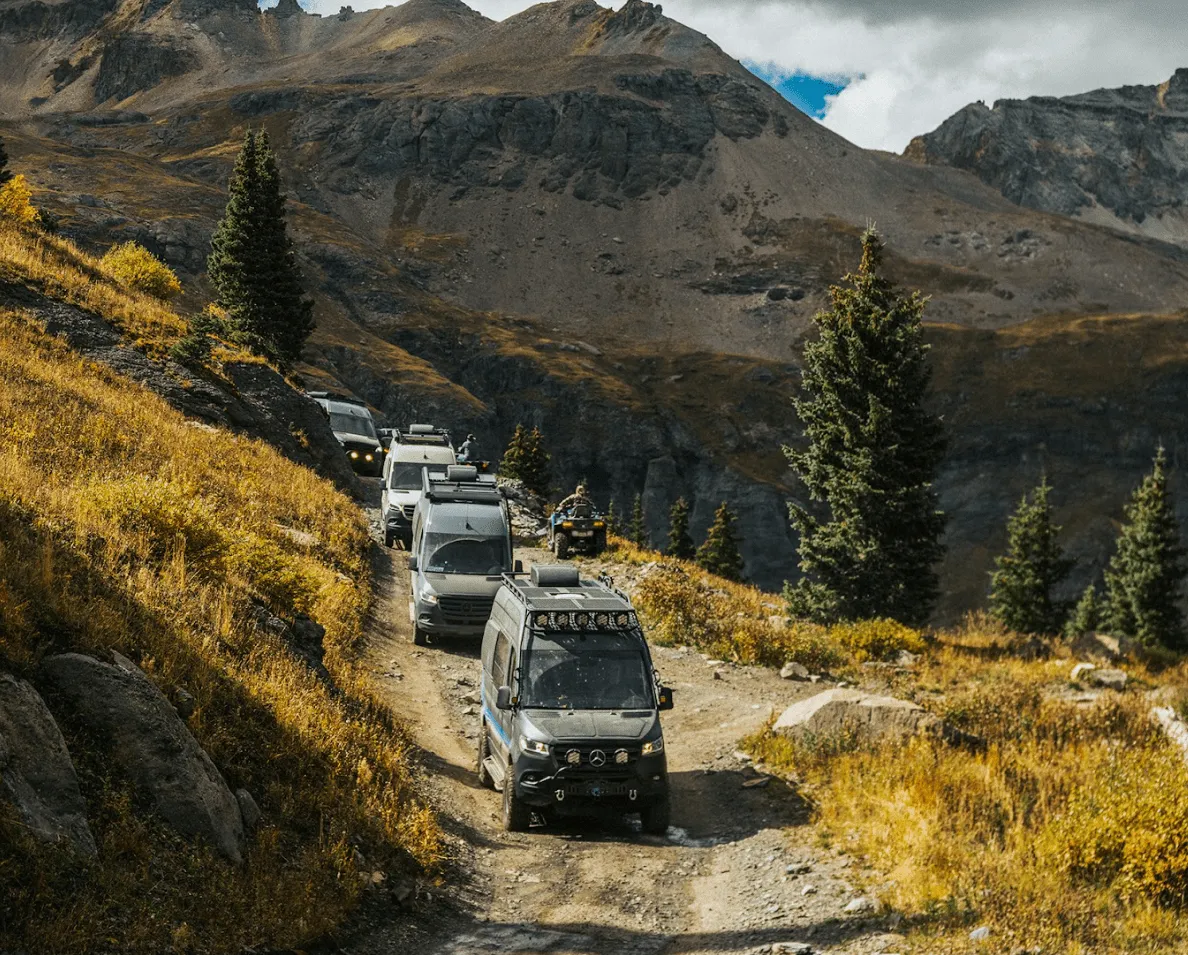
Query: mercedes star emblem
[[589, 749, 606, 767]]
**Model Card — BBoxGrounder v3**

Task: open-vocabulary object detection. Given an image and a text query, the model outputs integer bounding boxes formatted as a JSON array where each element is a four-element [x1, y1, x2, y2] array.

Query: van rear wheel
[[502, 770, 531, 832], [554, 533, 570, 560]]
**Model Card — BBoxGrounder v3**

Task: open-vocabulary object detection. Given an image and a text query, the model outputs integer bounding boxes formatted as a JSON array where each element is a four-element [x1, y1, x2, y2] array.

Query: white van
[[381, 425, 457, 548]]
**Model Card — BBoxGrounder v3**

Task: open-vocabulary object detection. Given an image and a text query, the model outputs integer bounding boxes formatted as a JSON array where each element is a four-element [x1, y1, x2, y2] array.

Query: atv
[[548, 502, 608, 559]]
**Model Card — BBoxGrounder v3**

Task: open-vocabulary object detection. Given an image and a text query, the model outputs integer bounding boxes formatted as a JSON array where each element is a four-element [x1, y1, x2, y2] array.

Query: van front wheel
[[502, 771, 531, 832], [640, 795, 670, 835], [412, 626, 428, 647]]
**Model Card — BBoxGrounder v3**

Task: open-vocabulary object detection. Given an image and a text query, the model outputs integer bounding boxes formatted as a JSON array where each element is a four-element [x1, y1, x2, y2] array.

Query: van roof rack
[[307, 391, 370, 410], [499, 570, 636, 616], [396, 424, 452, 447], [423, 467, 503, 504]]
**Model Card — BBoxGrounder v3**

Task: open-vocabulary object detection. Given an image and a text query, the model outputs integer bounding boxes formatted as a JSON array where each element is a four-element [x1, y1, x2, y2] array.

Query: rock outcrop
[[41, 652, 246, 863], [94, 34, 195, 104], [906, 69, 1188, 243], [774, 688, 941, 743], [0, 674, 96, 857]]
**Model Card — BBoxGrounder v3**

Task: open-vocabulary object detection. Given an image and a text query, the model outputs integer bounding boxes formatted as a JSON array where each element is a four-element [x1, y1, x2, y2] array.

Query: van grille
[[401, 505, 416, 520], [552, 744, 640, 773], [438, 595, 495, 626]]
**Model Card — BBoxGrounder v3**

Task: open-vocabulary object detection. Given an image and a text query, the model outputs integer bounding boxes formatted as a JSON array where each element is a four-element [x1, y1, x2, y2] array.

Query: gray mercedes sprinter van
[[478, 565, 674, 833], [407, 465, 516, 647]]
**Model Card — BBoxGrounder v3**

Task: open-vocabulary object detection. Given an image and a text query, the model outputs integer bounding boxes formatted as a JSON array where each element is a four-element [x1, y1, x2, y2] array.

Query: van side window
[[493, 633, 510, 688]]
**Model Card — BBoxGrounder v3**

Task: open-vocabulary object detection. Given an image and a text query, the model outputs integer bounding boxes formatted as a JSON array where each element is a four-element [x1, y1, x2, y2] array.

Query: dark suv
[[478, 565, 674, 833], [307, 392, 384, 477]]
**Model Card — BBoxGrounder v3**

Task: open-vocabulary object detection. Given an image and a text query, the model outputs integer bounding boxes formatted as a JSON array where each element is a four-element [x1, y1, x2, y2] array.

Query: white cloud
[[307, 0, 1188, 152]]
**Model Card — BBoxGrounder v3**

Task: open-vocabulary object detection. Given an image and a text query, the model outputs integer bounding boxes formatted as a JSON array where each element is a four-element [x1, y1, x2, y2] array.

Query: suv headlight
[[641, 737, 664, 756], [521, 737, 550, 756]]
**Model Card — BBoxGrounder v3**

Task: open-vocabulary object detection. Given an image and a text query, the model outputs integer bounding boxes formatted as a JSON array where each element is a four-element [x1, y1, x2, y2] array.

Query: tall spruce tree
[[697, 502, 744, 582], [989, 478, 1073, 634], [1103, 447, 1187, 650], [499, 425, 530, 479], [0, 137, 11, 186], [208, 130, 313, 364], [629, 494, 648, 548], [667, 497, 696, 560], [784, 228, 946, 625], [520, 427, 551, 498]]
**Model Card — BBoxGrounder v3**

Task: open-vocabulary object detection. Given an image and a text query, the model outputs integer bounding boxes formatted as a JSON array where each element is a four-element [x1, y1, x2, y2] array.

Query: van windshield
[[523, 632, 653, 710], [422, 533, 510, 576], [330, 412, 377, 441], [388, 463, 429, 490]]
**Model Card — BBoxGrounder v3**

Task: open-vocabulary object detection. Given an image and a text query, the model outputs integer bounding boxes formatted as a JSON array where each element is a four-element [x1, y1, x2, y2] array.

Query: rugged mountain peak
[[906, 67, 1188, 243], [604, 0, 662, 35], [267, 0, 307, 17]]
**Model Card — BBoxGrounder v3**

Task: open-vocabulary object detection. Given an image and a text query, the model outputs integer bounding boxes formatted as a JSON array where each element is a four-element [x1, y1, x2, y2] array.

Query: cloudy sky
[[304, 0, 1188, 152]]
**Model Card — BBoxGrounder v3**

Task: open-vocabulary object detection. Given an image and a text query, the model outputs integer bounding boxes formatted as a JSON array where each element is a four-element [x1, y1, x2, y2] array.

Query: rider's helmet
[[467, 433, 476, 441], [576, 483, 588, 497]]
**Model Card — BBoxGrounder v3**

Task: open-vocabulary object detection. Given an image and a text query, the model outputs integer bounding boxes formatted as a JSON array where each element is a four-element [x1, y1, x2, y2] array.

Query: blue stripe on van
[[480, 685, 511, 745]]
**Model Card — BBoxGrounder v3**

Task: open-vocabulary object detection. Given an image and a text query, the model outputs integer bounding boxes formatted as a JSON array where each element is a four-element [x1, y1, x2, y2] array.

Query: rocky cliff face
[[906, 69, 1188, 243]]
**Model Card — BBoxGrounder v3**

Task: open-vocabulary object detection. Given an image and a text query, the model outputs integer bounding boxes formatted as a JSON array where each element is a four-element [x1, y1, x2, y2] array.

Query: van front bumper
[[413, 600, 488, 639], [512, 752, 669, 809]]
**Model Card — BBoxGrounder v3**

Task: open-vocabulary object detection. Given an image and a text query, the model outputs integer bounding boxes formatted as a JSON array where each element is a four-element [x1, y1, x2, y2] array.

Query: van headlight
[[521, 737, 550, 756], [419, 587, 438, 606], [641, 737, 664, 756]]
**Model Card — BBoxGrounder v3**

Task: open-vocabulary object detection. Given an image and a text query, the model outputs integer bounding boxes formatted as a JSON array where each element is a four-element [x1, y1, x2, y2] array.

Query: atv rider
[[557, 483, 594, 514], [458, 434, 479, 464]]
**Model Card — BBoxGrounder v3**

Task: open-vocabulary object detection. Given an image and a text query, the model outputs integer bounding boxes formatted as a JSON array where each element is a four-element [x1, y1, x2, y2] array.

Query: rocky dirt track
[[345, 503, 903, 955]]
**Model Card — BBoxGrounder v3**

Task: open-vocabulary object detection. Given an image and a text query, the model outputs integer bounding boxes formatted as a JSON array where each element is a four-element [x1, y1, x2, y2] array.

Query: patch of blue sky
[[745, 62, 851, 120]]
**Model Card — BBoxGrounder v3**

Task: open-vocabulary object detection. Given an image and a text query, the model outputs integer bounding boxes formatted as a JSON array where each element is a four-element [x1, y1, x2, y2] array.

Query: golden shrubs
[[0, 174, 37, 224], [99, 241, 183, 300], [830, 618, 927, 662], [634, 562, 842, 671]]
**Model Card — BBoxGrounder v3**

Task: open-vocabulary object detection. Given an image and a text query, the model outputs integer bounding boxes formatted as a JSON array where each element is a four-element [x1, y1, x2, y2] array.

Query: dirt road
[[347, 516, 902, 955]]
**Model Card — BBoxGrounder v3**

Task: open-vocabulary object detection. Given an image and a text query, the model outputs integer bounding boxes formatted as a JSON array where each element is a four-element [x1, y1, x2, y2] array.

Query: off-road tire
[[384, 527, 395, 548], [594, 531, 607, 554], [554, 533, 570, 560], [477, 725, 495, 789], [502, 769, 531, 832], [640, 795, 670, 835], [412, 626, 428, 647]]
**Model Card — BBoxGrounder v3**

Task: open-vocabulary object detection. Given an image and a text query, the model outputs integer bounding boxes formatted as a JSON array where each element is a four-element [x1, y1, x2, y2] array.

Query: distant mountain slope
[[5, 0, 1188, 609], [905, 69, 1188, 245]]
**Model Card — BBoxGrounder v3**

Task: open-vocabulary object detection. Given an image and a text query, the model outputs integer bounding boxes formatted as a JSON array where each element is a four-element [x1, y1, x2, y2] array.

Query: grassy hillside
[[0, 222, 440, 952], [608, 542, 1188, 954]]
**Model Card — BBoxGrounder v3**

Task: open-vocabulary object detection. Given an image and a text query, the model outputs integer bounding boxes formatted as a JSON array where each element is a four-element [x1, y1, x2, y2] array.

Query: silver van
[[407, 465, 519, 647], [381, 425, 457, 548], [478, 565, 674, 833]]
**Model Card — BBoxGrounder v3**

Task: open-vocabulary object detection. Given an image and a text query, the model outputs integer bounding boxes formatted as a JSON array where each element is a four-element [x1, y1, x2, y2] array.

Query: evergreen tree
[[667, 497, 696, 560], [697, 501, 744, 582], [605, 499, 619, 536], [784, 228, 946, 626], [208, 130, 313, 365], [629, 494, 648, 549], [1064, 584, 1101, 639], [519, 427, 551, 498], [499, 424, 530, 481], [1103, 447, 1187, 650], [0, 136, 11, 186], [988, 478, 1073, 634]]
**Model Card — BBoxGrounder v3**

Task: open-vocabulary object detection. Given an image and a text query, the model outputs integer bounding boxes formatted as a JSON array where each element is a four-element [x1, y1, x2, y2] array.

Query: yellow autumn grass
[[0, 306, 440, 953], [0, 219, 186, 351]]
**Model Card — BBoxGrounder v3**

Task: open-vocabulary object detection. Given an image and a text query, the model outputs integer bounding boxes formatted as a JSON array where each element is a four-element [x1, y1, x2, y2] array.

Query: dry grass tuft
[[0, 305, 440, 952], [99, 241, 183, 300]]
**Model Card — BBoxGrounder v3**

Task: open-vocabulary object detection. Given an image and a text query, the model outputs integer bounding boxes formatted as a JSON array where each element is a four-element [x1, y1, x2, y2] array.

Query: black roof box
[[531, 565, 581, 588]]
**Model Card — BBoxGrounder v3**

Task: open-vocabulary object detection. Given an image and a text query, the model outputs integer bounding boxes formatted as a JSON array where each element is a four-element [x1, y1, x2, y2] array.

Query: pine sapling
[[697, 501, 744, 582], [667, 497, 696, 560]]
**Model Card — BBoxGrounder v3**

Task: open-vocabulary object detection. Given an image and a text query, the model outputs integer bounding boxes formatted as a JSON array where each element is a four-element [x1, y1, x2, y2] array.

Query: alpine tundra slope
[[352, 492, 904, 955]]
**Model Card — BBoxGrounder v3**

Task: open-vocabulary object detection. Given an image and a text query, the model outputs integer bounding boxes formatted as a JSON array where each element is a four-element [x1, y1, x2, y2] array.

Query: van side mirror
[[407, 556, 418, 572], [657, 685, 674, 711], [496, 686, 512, 711], [514, 559, 524, 574]]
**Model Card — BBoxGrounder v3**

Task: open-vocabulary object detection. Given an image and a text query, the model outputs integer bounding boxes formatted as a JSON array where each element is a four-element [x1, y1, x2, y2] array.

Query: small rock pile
[[498, 478, 549, 540]]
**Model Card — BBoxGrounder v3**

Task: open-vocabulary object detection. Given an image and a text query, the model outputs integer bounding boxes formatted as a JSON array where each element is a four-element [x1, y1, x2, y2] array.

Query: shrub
[[89, 476, 228, 570], [228, 534, 324, 618], [829, 618, 926, 663], [100, 242, 183, 300], [0, 175, 37, 224]]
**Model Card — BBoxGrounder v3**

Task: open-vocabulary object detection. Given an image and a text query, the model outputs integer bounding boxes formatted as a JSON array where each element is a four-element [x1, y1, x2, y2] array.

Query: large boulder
[[41, 653, 245, 863], [0, 674, 96, 857], [774, 688, 941, 743], [1152, 707, 1188, 763]]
